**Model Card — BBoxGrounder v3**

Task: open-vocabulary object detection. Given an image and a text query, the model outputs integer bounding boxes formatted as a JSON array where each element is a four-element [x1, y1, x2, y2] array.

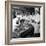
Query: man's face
[[35, 8, 39, 13]]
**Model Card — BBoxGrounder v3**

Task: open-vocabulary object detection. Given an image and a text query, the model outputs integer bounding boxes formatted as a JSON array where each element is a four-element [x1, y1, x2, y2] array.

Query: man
[[31, 8, 40, 37], [19, 12, 34, 38]]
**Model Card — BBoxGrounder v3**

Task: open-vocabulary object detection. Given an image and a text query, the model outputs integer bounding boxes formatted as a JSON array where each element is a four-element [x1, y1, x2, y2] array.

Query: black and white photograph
[[12, 5, 40, 38]]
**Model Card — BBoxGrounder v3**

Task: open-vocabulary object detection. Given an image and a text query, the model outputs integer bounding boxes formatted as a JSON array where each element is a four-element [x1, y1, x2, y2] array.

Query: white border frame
[[5, 1, 45, 45]]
